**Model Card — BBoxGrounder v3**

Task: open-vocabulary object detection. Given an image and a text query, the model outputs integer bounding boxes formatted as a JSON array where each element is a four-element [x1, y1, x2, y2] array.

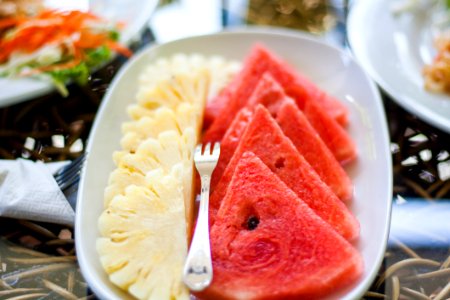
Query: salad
[[0, 9, 131, 96], [392, 0, 450, 95]]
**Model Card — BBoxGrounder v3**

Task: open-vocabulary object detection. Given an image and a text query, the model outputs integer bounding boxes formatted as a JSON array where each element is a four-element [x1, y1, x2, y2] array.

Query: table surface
[[1, 1, 449, 299]]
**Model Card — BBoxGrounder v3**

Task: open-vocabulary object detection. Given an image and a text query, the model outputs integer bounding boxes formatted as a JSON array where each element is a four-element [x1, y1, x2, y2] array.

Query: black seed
[[247, 216, 259, 230]]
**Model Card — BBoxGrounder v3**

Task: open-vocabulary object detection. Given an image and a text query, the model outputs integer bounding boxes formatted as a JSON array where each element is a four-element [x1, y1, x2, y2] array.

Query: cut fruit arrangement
[[97, 45, 363, 299]]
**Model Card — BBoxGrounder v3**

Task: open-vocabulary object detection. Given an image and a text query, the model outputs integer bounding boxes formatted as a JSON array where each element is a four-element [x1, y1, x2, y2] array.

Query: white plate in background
[[75, 28, 392, 300], [0, 0, 158, 108], [348, 0, 450, 133]]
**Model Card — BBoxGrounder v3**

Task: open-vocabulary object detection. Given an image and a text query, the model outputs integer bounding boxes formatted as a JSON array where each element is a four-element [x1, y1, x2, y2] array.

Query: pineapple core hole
[[275, 157, 285, 169]]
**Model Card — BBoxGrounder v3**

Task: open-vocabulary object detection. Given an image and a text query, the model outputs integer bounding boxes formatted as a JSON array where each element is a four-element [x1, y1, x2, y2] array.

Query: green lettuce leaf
[[47, 63, 90, 96]]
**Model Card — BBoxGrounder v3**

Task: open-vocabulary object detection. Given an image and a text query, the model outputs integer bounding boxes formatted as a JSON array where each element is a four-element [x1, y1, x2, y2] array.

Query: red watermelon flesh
[[248, 44, 348, 124], [303, 99, 357, 165], [202, 44, 348, 142], [210, 105, 359, 241], [247, 73, 356, 185], [208, 70, 284, 191], [203, 82, 236, 130], [276, 99, 353, 201], [210, 73, 355, 197], [245, 72, 287, 115], [197, 152, 363, 300], [210, 107, 253, 192]]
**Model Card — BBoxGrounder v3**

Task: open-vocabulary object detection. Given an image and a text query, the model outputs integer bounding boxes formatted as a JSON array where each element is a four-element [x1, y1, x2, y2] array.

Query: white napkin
[[0, 159, 75, 226]]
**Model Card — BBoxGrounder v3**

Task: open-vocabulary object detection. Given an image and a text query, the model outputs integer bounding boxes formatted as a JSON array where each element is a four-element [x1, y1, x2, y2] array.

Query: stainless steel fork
[[53, 153, 86, 209], [183, 142, 220, 291]]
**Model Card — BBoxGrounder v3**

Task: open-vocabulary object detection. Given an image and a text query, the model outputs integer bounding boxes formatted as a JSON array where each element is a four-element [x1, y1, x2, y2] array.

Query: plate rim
[[75, 27, 393, 300], [347, 0, 450, 134]]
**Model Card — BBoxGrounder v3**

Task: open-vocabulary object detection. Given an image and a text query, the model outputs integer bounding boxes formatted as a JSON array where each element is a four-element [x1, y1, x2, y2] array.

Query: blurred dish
[[348, 0, 450, 133], [75, 28, 392, 299], [0, 0, 158, 108]]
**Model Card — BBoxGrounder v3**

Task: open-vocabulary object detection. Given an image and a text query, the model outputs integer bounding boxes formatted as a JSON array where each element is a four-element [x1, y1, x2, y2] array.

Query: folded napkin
[[0, 159, 75, 226]]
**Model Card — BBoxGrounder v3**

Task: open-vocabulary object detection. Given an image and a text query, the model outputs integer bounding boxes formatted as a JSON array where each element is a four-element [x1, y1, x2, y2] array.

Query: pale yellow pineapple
[[98, 168, 189, 300], [138, 53, 240, 99], [104, 129, 195, 207], [136, 71, 210, 118], [104, 167, 147, 208], [121, 104, 196, 152]]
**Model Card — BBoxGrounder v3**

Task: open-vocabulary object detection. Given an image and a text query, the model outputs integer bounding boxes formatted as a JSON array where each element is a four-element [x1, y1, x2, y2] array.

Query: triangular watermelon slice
[[210, 107, 253, 192], [246, 72, 357, 171], [245, 71, 356, 166], [210, 105, 359, 241], [276, 97, 353, 201], [198, 152, 363, 300], [303, 98, 357, 165], [202, 44, 348, 141], [211, 73, 354, 200]]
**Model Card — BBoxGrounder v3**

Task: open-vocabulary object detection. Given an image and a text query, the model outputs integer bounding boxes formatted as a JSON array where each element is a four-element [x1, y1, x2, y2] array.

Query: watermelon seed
[[246, 216, 260, 230], [275, 157, 285, 169]]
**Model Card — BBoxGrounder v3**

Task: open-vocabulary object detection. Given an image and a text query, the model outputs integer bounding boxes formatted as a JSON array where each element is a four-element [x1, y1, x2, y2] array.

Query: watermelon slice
[[210, 105, 359, 241], [203, 82, 236, 129], [202, 44, 348, 141], [303, 99, 357, 165], [211, 73, 354, 200], [275, 98, 353, 201], [210, 107, 253, 192], [245, 72, 357, 167], [198, 152, 363, 300]]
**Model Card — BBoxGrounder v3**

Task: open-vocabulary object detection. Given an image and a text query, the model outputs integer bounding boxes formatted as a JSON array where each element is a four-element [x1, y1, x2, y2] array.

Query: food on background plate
[[423, 31, 450, 94], [98, 44, 362, 299], [392, 0, 450, 95], [97, 54, 240, 299], [0, 8, 131, 96]]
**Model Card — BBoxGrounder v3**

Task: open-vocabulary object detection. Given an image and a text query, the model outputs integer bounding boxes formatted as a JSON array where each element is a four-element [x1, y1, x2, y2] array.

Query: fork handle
[[183, 174, 213, 291]]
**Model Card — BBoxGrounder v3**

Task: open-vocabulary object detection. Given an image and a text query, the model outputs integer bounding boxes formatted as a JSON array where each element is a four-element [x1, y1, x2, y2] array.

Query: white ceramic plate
[[0, 0, 158, 108], [75, 28, 392, 300], [347, 0, 450, 133]]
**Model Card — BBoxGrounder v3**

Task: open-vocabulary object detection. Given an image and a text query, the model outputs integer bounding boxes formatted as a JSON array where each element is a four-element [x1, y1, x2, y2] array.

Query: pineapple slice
[[138, 53, 241, 99], [98, 167, 189, 300], [121, 104, 196, 152], [105, 128, 195, 207], [136, 71, 210, 119], [104, 167, 147, 208]]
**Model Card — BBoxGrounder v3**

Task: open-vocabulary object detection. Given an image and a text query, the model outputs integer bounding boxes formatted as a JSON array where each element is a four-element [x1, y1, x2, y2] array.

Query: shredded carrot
[[0, 17, 21, 29], [105, 40, 133, 58], [0, 9, 132, 72]]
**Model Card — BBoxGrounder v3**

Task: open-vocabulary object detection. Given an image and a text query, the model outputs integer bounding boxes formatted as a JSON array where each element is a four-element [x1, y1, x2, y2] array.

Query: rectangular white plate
[[75, 28, 393, 300]]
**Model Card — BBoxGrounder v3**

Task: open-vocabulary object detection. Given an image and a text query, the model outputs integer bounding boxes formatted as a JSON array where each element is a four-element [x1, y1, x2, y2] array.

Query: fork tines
[[195, 142, 220, 158], [54, 153, 87, 191]]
